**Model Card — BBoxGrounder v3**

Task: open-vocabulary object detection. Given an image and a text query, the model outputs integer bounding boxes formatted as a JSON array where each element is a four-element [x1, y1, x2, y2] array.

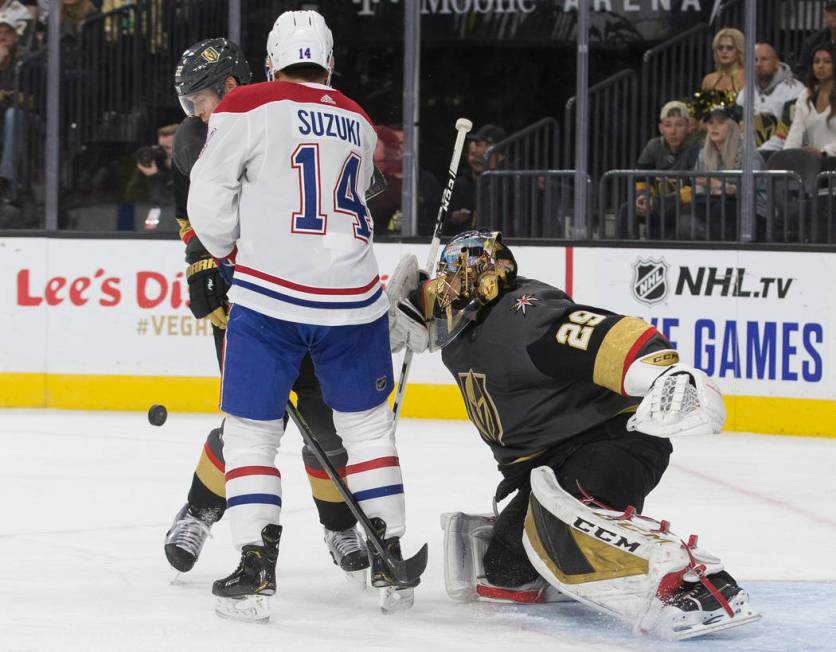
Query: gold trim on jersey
[[176, 217, 195, 242], [592, 317, 653, 394], [510, 449, 546, 464], [524, 499, 648, 585], [457, 370, 504, 445]]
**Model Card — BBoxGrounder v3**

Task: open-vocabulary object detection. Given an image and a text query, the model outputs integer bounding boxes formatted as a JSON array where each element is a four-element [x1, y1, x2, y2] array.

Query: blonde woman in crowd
[[694, 103, 766, 238], [701, 28, 745, 94]]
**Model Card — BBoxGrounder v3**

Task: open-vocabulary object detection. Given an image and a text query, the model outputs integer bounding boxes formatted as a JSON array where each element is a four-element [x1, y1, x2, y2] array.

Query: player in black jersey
[[164, 38, 368, 578], [387, 231, 760, 640]]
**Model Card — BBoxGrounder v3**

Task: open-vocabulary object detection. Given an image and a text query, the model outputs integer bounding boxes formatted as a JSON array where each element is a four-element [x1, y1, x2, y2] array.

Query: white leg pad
[[440, 512, 571, 604], [522, 466, 747, 637]]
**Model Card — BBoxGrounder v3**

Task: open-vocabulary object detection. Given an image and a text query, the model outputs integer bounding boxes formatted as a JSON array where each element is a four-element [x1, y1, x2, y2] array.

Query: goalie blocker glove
[[386, 254, 429, 354], [186, 257, 230, 329]]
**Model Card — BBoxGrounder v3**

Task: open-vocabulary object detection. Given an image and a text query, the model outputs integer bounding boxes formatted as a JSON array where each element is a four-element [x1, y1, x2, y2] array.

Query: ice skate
[[368, 518, 419, 614], [324, 526, 369, 586], [649, 571, 761, 640], [212, 524, 282, 624], [164, 503, 221, 573]]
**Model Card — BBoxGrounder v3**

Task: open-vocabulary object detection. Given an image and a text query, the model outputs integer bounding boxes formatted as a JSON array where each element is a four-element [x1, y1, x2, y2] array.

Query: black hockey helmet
[[174, 38, 251, 115]]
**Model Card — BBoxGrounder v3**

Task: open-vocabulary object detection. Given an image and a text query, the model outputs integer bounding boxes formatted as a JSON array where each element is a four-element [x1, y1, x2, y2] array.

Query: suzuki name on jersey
[[296, 109, 361, 146]]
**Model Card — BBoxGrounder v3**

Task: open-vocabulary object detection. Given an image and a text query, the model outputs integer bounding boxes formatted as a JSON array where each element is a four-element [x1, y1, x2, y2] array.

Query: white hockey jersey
[[188, 81, 387, 326]]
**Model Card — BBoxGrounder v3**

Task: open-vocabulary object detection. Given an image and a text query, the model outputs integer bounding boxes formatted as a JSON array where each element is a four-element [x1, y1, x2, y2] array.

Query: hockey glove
[[386, 254, 429, 353], [627, 364, 725, 438], [187, 257, 229, 329]]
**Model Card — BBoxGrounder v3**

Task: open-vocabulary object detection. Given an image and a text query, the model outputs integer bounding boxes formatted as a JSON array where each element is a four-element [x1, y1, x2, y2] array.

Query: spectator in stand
[[796, 2, 836, 80], [366, 124, 442, 237], [447, 123, 505, 236], [694, 102, 766, 239], [701, 28, 745, 94], [624, 100, 703, 238], [0, 1, 35, 45], [784, 43, 836, 163], [125, 123, 176, 228], [37, 0, 97, 34], [0, 12, 22, 200], [737, 43, 803, 156]]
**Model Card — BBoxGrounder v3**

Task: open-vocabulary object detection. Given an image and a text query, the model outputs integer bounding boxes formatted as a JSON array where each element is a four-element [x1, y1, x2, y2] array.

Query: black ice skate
[[368, 518, 419, 614], [212, 524, 282, 623], [324, 526, 369, 585], [654, 570, 761, 640], [164, 503, 222, 573]]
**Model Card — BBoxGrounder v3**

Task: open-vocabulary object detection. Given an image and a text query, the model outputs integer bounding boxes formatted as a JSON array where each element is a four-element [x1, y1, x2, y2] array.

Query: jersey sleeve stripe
[[619, 327, 660, 395], [235, 264, 379, 296], [592, 317, 657, 395]]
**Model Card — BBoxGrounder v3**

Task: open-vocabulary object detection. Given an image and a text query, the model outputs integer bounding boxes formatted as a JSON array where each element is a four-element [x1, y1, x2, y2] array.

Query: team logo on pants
[[631, 258, 669, 306]]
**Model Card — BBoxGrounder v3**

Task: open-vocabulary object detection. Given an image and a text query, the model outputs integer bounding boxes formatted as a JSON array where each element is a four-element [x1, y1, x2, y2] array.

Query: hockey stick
[[285, 401, 428, 587], [390, 118, 473, 430]]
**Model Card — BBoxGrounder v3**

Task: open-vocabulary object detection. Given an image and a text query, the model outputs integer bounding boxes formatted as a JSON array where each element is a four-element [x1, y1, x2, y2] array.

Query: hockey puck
[[148, 404, 168, 426]]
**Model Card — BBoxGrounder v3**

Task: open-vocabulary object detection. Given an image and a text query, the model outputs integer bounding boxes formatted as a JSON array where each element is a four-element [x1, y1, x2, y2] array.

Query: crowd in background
[[0, 1, 834, 241]]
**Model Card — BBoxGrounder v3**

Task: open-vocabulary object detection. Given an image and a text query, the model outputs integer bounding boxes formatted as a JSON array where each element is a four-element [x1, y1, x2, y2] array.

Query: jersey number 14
[[291, 144, 373, 242]]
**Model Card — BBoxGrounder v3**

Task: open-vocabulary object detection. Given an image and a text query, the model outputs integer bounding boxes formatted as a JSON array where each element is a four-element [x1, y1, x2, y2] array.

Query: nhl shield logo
[[631, 258, 669, 305]]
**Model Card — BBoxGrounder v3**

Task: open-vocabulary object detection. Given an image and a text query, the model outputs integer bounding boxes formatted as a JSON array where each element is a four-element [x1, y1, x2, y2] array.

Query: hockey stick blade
[[285, 402, 428, 587], [384, 542, 428, 587]]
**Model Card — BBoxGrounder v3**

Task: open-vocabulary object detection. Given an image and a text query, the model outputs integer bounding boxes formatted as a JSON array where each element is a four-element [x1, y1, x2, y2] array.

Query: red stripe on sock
[[204, 441, 225, 472], [225, 466, 281, 481], [305, 464, 346, 480], [344, 456, 400, 475]]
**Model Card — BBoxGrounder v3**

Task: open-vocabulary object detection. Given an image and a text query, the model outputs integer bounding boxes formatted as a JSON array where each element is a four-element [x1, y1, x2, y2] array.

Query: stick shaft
[[391, 119, 471, 428]]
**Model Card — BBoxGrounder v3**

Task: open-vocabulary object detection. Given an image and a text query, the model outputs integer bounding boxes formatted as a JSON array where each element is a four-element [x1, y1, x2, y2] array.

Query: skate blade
[[379, 586, 414, 614], [214, 595, 271, 623], [671, 609, 762, 640], [657, 592, 762, 641], [344, 568, 368, 589]]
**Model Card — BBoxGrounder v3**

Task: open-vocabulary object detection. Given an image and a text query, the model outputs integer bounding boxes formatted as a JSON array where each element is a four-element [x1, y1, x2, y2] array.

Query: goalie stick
[[285, 401, 428, 587], [390, 117, 473, 429]]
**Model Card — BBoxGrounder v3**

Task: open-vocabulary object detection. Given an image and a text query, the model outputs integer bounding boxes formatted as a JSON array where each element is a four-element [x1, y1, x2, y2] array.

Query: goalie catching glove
[[386, 254, 429, 354], [623, 352, 725, 438], [186, 257, 229, 329]]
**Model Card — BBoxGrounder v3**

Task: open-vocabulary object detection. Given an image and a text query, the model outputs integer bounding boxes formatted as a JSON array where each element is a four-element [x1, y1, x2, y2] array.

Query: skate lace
[[327, 529, 364, 557], [171, 513, 212, 556]]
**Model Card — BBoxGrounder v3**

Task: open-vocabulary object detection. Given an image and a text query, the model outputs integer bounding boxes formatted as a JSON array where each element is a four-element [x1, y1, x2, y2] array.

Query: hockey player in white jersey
[[188, 10, 418, 622]]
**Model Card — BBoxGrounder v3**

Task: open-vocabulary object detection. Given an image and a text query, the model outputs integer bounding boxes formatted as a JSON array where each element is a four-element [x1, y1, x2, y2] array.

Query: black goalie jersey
[[441, 277, 674, 468]]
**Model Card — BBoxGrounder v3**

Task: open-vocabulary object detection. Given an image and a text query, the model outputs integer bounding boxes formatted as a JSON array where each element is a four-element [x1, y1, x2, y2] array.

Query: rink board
[[1, 237, 834, 437]]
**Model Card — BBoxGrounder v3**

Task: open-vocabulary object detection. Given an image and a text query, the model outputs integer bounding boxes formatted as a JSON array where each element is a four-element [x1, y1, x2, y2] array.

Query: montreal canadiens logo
[[631, 258, 669, 305]]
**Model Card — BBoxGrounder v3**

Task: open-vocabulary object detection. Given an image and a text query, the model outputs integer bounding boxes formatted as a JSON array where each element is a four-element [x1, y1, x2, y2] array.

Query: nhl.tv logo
[[631, 258, 669, 305]]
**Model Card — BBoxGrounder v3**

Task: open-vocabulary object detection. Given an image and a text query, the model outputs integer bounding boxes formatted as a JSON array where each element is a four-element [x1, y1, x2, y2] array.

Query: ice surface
[[1, 409, 835, 651]]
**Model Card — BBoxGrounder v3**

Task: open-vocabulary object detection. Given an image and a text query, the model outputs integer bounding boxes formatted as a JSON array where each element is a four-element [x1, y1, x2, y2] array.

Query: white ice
[[1, 409, 835, 651]]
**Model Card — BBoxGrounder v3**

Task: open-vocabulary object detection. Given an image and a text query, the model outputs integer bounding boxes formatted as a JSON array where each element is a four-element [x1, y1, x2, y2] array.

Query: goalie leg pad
[[522, 466, 759, 639], [440, 512, 496, 601], [440, 511, 570, 604]]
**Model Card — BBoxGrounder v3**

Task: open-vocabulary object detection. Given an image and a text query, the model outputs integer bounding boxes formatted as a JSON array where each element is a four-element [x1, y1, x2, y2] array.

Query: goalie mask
[[425, 230, 516, 350]]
